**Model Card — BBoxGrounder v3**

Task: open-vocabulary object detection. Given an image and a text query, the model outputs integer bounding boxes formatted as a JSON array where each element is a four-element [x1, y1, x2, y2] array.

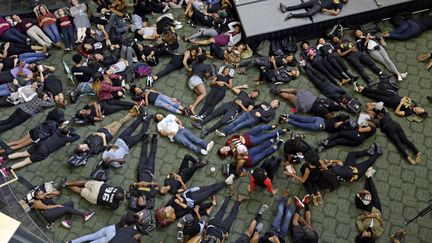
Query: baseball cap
[[177, 214, 194, 228]]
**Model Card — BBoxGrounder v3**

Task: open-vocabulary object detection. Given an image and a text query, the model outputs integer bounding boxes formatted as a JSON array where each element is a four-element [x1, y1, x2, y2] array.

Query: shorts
[[28, 131, 41, 143], [80, 180, 104, 205], [235, 233, 250, 243], [27, 144, 49, 162], [188, 75, 203, 90]]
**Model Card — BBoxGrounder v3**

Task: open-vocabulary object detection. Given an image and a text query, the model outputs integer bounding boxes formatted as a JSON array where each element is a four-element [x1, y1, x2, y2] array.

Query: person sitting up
[[63, 179, 125, 210], [155, 113, 214, 155], [248, 156, 281, 195], [33, 188, 94, 229]]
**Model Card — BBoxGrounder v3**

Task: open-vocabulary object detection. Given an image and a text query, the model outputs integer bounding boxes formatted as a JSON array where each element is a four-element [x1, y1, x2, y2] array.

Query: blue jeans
[[43, 24, 61, 43], [71, 224, 116, 243], [389, 20, 422, 40], [174, 128, 208, 153], [287, 114, 324, 131], [247, 124, 283, 145], [270, 197, 294, 238], [0, 28, 27, 44], [221, 112, 256, 135], [154, 94, 182, 114], [61, 26, 75, 49], [0, 84, 11, 97], [249, 140, 278, 166], [19, 52, 47, 63]]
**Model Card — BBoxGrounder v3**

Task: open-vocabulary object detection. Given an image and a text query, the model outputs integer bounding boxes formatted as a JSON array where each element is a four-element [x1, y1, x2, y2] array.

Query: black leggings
[[286, 0, 322, 18], [156, 54, 184, 78], [361, 87, 400, 109], [345, 150, 379, 178], [119, 116, 150, 149], [0, 108, 31, 133], [304, 64, 346, 102], [198, 88, 226, 117], [41, 201, 84, 223], [186, 182, 226, 205], [137, 134, 158, 182], [347, 52, 381, 84], [324, 130, 364, 149], [0, 97, 14, 107], [100, 99, 134, 116], [355, 178, 381, 212], [178, 154, 200, 183], [200, 103, 238, 133], [0, 71, 15, 85], [209, 197, 240, 233], [311, 58, 344, 84], [238, 57, 272, 71], [382, 121, 418, 159], [210, 43, 225, 60], [260, 157, 280, 182], [328, 55, 349, 74]]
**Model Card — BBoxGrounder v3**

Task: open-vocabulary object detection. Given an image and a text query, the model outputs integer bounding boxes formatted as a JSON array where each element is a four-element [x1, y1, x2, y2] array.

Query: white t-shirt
[[142, 27, 157, 39], [157, 114, 179, 141]]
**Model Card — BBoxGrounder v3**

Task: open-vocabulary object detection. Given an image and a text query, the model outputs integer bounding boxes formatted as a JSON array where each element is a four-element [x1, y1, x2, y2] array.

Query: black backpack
[[90, 161, 110, 181], [68, 151, 91, 167]]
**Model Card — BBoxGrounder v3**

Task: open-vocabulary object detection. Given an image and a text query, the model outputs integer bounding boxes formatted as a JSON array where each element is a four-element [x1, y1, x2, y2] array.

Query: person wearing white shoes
[[155, 113, 214, 155]]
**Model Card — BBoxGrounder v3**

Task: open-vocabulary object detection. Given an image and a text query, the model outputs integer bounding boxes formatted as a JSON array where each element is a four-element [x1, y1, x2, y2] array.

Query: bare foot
[[415, 152, 422, 164], [237, 195, 250, 202]]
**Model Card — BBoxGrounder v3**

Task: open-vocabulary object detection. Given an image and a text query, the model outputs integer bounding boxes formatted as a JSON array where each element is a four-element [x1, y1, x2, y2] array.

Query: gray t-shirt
[[102, 138, 129, 168]]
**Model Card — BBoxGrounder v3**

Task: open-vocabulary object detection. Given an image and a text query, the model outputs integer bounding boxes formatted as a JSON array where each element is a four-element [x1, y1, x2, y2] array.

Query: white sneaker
[[175, 24, 183, 30], [174, 20, 182, 25], [400, 72, 408, 79], [215, 129, 226, 137], [225, 174, 235, 185], [365, 167, 376, 178], [190, 115, 203, 121], [397, 75, 403, 82], [206, 141, 214, 152], [200, 149, 208, 155], [353, 82, 359, 92]]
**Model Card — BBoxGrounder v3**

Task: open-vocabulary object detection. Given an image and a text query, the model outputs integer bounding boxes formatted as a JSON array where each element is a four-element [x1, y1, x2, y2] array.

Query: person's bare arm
[[231, 84, 248, 94], [338, 48, 351, 57], [395, 97, 408, 116], [42, 65, 56, 72], [183, 51, 192, 71], [358, 126, 372, 133], [33, 200, 63, 210], [322, 8, 341, 16], [286, 167, 310, 183]]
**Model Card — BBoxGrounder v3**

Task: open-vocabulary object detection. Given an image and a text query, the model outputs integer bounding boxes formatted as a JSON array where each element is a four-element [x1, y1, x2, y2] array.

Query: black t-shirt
[[84, 128, 113, 154], [97, 184, 124, 210], [163, 176, 181, 194], [71, 65, 94, 83], [213, 74, 231, 90], [37, 129, 80, 154], [29, 121, 58, 142], [147, 92, 159, 104], [300, 164, 320, 182], [274, 56, 286, 68], [319, 43, 338, 59], [233, 91, 255, 111], [335, 39, 353, 53], [109, 226, 137, 243], [320, 0, 343, 10], [84, 104, 97, 122], [283, 138, 311, 155]]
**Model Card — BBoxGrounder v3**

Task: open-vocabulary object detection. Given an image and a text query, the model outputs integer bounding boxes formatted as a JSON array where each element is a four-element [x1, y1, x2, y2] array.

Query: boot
[[345, 71, 359, 81]]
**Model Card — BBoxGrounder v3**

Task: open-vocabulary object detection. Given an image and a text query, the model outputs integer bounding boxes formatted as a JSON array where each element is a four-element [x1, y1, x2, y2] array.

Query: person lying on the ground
[[156, 175, 235, 227], [283, 134, 312, 164], [381, 14, 432, 41], [130, 85, 191, 116], [102, 114, 151, 168], [217, 124, 287, 160], [0, 108, 66, 155], [320, 143, 382, 182], [355, 84, 428, 121], [71, 108, 140, 163], [35, 64, 66, 107], [278, 112, 350, 132], [215, 99, 280, 137], [0, 127, 80, 176], [280, 0, 348, 21], [270, 85, 341, 119], [63, 179, 125, 210], [158, 154, 209, 195], [291, 193, 320, 242], [234, 203, 268, 243], [191, 85, 259, 138], [74, 100, 136, 124], [155, 113, 214, 155], [32, 188, 94, 229], [368, 102, 422, 164]]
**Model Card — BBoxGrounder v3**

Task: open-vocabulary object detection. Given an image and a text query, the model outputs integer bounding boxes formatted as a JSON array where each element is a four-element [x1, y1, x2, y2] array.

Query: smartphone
[[177, 231, 183, 241]]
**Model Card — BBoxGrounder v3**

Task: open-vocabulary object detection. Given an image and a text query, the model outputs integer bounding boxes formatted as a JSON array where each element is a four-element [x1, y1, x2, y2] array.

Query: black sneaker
[[151, 133, 158, 143], [200, 128, 208, 138], [279, 3, 287, 13], [427, 96, 432, 104], [284, 12, 294, 21], [192, 122, 203, 129], [195, 159, 209, 168]]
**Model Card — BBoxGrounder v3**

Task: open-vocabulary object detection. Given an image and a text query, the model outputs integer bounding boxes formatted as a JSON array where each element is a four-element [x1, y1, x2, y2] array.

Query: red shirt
[[39, 13, 57, 29], [58, 16, 72, 28], [96, 81, 124, 100], [249, 176, 273, 193], [0, 18, 12, 36]]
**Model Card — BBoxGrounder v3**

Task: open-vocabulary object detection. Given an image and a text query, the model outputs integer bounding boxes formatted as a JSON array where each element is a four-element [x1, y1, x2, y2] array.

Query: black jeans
[[324, 130, 364, 149], [0, 71, 15, 85], [100, 99, 135, 115], [156, 55, 183, 78], [382, 121, 418, 159], [304, 64, 346, 102], [200, 103, 238, 133], [41, 201, 84, 223], [311, 58, 343, 84], [355, 177, 381, 212], [198, 88, 227, 117], [328, 55, 349, 74], [208, 197, 240, 235], [361, 88, 400, 109], [347, 52, 381, 84], [0, 108, 31, 133], [239, 57, 272, 71], [345, 150, 379, 178], [185, 182, 226, 205], [210, 43, 225, 60], [286, 0, 322, 18], [119, 116, 151, 149], [178, 154, 200, 183], [137, 134, 158, 182]]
